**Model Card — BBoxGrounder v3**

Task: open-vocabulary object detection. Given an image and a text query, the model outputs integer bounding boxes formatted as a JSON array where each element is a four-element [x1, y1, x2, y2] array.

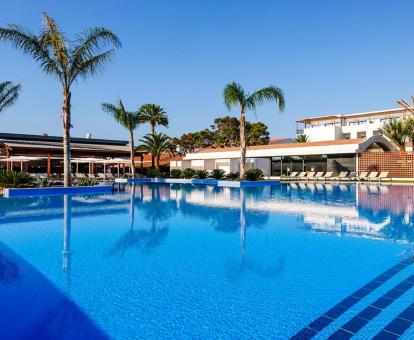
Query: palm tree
[[0, 13, 121, 186], [139, 104, 169, 168], [295, 134, 310, 143], [379, 119, 409, 151], [223, 82, 285, 178], [102, 100, 141, 177], [139, 104, 168, 134], [0, 81, 21, 113], [138, 133, 174, 171]]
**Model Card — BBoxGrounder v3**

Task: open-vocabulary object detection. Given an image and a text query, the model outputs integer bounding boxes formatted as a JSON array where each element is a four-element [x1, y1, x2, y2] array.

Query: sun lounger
[[297, 172, 307, 180], [356, 172, 369, 181], [312, 172, 325, 181], [105, 173, 115, 180], [97, 173, 107, 181], [319, 171, 333, 181], [371, 171, 389, 183], [306, 172, 316, 181], [75, 173, 87, 179], [344, 172, 357, 181], [367, 171, 378, 182], [333, 171, 348, 180], [286, 171, 298, 180], [88, 173, 96, 179]]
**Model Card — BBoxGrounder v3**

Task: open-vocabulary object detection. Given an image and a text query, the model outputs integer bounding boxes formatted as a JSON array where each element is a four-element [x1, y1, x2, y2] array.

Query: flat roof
[[0, 132, 128, 146], [296, 107, 412, 124]]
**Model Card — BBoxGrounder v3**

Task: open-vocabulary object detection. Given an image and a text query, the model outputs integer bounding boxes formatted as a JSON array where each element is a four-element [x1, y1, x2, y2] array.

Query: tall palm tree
[[0, 81, 21, 114], [139, 104, 169, 134], [102, 100, 141, 177], [138, 133, 174, 171], [379, 119, 409, 151], [139, 104, 169, 168], [294, 134, 310, 143], [223, 82, 285, 178], [0, 13, 121, 186]]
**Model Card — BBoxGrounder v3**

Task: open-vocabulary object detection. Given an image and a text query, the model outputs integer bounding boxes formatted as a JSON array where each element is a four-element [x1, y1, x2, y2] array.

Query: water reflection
[[106, 184, 170, 257], [62, 195, 72, 290]]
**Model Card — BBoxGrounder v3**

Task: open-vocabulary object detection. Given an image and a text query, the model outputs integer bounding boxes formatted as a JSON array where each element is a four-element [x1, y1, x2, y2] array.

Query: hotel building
[[172, 108, 407, 177]]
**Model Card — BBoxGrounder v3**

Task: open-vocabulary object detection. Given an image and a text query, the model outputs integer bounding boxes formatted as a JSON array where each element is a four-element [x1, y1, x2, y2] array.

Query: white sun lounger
[[372, 171, 389, 183], [357, 172, 369, 181], [312, 172, 325, 181], [306, 172, 316, 181], [283, 171, 298, 180], [334, 171, 348, 180], [319, 171, 333, 181], [297, 172, 307, 180], [367, 171, 378, 182]]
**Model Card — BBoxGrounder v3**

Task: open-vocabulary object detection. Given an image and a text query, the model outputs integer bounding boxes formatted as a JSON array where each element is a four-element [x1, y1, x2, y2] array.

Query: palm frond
[[247, 86, 285, 112], [70, 49, 115, 83], [102, 100, 141, 131], [0, 81, 21, 113], [0, 24, 63, 82], [139, 104, 169, 129], [223, 82, 246, 110]]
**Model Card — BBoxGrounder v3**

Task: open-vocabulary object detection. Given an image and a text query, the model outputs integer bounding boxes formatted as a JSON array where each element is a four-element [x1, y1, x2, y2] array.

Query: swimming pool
[[1, 183, 414, 339]]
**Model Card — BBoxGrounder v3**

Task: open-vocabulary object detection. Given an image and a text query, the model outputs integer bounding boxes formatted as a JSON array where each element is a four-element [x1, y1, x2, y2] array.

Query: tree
[[139, 133, 174, 170], [223, 82, 285, 178], [139, 104, 168, 134], [102, 100, 141, 177], [0, 13, 121, 186], [245, 121, 270, 145], [0, 81, 21, 114], [295, 134, 310, 143], [211, 116, 240, 147], [379, 119, 409, 151], [139, 104, 169, 167]]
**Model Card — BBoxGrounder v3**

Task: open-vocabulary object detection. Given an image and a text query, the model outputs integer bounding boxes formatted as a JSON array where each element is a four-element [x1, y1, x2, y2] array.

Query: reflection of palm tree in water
[[227, 189, 285, 282], [106, 184, 169, 257], [62, 195, 72, 290]]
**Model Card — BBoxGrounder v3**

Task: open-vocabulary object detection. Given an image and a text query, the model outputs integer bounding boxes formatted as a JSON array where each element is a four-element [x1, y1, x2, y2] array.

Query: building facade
[[296, 108, 411, 142]]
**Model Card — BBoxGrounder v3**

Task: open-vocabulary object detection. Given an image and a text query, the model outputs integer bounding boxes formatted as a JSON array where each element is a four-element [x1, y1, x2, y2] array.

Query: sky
[[1, 0, 414, 141]]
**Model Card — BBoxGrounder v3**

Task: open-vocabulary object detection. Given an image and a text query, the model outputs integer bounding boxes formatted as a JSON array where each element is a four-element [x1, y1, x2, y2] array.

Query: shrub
[[147, 168, 163, 178], [170, 169, 182, 178], [78, 178, 97, 186], [194, 170, 208, 179], [36, 177, 50, 188], [0, 170, 32, 188], [181, 168, 196, 179], [226, 172, 240, 181], [244, 168, 263, 181], [210, 169, 226, 180]]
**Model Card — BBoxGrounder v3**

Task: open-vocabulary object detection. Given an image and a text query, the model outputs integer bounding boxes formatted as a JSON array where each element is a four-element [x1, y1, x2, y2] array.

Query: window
[[357, 131, 366, 138], [342, 133, 351, 140]]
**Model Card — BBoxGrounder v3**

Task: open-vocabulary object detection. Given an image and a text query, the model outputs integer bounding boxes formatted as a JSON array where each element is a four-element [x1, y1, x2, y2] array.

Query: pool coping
[[3, 185, 113, 198], [114, 178, 280, 187]]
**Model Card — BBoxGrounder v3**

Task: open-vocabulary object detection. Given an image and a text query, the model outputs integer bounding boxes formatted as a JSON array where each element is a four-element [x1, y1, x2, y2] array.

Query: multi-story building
[[296, 107, 411, 142]]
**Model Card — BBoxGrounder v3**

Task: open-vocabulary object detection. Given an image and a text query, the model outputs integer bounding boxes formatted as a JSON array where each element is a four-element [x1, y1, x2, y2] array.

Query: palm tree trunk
[[155, 155, 160, 171], [62, 88, 72, 187], [151, 124, 155, 169], [129, 130, 136, 178], [239, 109, 246, 179]]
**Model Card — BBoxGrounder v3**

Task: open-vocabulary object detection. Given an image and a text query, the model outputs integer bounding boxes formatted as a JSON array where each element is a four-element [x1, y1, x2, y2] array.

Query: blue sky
[[1, 0, 414, 141]]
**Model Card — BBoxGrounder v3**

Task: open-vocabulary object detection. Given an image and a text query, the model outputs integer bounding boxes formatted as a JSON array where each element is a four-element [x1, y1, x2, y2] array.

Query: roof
[[0, 139, 130, 153], [0, 132, 128, 146], [183, 136, 397, 160], [134, 153, 177, 167], [296, 107, 412, 124], [269, 137, 295, 144]]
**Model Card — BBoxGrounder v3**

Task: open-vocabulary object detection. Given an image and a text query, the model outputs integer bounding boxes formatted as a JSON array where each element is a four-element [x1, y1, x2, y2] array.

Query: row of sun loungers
[[282, 171, 390, 182], [73, 173, 116, 181]]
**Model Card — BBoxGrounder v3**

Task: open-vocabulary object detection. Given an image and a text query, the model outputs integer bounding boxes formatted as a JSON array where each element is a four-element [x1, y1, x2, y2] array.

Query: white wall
[[304, 126, 341, 142]]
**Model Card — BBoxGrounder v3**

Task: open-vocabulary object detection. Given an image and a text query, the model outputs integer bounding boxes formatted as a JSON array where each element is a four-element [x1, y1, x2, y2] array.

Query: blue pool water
[[1, 183, 414, 339]]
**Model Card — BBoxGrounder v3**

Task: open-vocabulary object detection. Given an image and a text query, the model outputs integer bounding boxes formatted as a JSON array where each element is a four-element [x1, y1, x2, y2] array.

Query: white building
[[296, 107, 412, 142]]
